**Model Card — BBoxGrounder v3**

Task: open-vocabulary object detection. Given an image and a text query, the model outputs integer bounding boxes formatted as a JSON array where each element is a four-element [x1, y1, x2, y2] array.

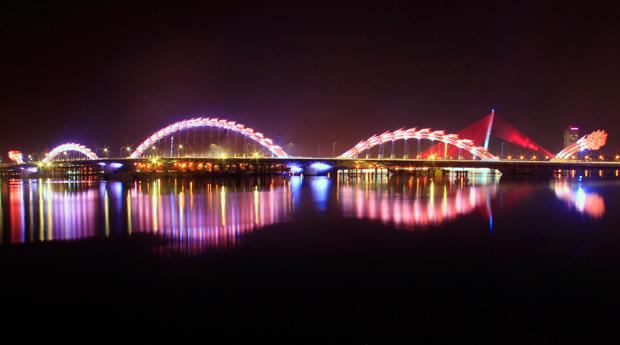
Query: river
[[1, 170, 618, 342]]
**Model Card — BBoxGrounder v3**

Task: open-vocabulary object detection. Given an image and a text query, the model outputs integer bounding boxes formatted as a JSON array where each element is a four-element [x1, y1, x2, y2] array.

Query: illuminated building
[[563, 126, 579, 148]]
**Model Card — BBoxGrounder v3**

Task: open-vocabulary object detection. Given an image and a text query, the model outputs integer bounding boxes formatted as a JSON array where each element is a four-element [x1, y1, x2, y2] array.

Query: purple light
[[571, 127, 579, 131]]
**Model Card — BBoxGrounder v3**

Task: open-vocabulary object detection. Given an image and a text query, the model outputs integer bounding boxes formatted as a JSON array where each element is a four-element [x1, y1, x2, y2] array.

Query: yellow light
[[507, 156, 512, 160], [253, 152, 258, 157], [520, 156, 524, 160], [221, 153, 226, 158], [430, 154, 435, 159], [599, 155, 604, 160]]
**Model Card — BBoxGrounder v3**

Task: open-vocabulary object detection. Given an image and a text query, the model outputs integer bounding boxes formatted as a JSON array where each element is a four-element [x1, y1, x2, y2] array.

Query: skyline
[[2, 1, 619, 158]]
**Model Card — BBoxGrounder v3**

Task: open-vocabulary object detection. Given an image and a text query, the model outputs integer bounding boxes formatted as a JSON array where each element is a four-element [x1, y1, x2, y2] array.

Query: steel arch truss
[[131, 118, 288, 158], [42, 143, 98, 162], [340, 128, 497, 160]]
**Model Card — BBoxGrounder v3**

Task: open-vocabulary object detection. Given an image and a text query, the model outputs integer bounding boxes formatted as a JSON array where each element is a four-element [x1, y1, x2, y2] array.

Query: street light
[[121, 146, 131, 158], [98, 147, 109, 159]]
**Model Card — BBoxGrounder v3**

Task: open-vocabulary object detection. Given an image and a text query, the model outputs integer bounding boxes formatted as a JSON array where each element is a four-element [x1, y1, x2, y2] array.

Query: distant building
[[563, 126, 579, 148]]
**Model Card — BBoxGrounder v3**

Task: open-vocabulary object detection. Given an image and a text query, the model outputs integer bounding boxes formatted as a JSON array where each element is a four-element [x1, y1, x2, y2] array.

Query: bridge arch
[[131, 117, 288, 158], [42, 143, 98, 162], [340, 127, 497, 160]]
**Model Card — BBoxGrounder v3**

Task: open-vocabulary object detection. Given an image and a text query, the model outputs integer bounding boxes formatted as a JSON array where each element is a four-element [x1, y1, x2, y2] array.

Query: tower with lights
[[563, 126, 579, 148]]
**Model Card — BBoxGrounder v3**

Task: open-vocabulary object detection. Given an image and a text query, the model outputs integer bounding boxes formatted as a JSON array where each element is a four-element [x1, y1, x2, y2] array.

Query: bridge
[[1, 111, 614, 179]]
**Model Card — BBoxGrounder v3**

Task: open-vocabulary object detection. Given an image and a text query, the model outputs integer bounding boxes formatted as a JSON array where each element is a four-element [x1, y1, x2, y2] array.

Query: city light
[[310, 162, 332, 173], [42, 143, 98, 162], [131, 117, 288, 158], [8, 151, 25, 164], [340, 126, 497, 160], [556, 130, 608, 160]]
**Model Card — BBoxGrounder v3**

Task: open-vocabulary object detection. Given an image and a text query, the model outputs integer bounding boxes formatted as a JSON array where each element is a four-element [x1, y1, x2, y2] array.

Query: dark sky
[[1, 1, 619, 159]]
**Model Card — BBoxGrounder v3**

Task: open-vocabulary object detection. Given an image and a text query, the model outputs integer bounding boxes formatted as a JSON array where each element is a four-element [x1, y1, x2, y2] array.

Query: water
[[0, 171, 610, 250], [1, 171, 619, 341]]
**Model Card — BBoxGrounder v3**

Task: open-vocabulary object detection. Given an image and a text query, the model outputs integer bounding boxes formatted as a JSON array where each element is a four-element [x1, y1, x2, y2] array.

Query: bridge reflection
[[553, 179, 605, 218], [0, 172, 608, 254]]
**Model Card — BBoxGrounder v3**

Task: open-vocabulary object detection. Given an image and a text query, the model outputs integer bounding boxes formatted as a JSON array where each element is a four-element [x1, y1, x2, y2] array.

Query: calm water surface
[[4, 170, 620, 341], [0, 170, 613, 256]]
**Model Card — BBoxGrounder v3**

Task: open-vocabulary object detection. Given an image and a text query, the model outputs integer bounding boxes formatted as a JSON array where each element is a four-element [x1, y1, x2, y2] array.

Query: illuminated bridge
[[1, 111, 616, 179]]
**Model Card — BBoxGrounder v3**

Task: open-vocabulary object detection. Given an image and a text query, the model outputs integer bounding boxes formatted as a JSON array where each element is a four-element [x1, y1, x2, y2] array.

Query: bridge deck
[[3, 157, 620, 177]]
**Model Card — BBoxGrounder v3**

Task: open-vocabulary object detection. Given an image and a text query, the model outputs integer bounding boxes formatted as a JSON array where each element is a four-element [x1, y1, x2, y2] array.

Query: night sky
[[1, 1, 619, 159]]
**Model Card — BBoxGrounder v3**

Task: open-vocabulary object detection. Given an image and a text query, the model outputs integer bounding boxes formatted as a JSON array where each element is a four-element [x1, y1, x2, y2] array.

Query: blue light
[[289, 165, 303, 173], [110, 163, 123, 169], [26, 167, 38, 173], [310, 162, 332, 173], [98, 162, 107, 166]]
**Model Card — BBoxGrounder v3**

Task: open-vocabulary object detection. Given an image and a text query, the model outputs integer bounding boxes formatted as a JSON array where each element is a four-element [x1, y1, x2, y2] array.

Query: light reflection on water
[[337, 171, 499, 229], [553, 179, 605, 218], [0, 170, 609, 254]]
